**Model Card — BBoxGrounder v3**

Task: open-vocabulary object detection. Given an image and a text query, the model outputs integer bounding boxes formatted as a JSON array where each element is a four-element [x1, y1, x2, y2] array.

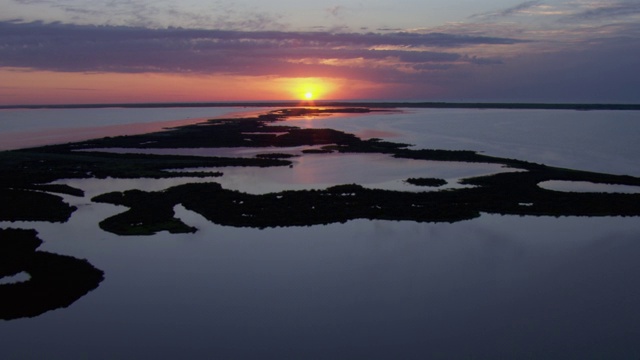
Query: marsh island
[[2, 106, 640, 318]]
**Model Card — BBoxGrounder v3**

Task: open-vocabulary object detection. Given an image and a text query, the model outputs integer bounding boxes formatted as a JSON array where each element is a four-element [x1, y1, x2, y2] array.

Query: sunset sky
[[1, 0, 639, 104]]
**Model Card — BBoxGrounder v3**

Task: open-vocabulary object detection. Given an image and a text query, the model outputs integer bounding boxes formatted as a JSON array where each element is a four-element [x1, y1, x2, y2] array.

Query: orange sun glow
[[288, 79, 329, 101]]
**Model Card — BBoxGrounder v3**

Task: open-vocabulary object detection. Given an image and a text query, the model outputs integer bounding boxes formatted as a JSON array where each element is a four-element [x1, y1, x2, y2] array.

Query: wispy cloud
[[0, 21, 521, 59], [568, 1, 640, 20], [326, 5, 346, 18], [3, 0, 639, 103], [0, 20, 522, 87], [9, 0, 288, 30], [13, 0, 51, 4], [470, 1, 543, 19], [501, 0, 543, 16]]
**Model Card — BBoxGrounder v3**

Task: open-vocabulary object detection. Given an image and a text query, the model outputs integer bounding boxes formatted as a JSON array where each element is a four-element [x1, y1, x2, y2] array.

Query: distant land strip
[[2, 102, 640, 111]]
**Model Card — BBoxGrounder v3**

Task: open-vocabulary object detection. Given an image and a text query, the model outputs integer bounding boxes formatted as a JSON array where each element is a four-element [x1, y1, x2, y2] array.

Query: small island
[[0, 229, 104, 320], [405, 177, 448, 187]]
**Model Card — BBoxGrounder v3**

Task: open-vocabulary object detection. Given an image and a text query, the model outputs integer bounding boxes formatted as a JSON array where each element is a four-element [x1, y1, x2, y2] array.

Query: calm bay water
[[1, 107, 640, 359], [292, 108, 640, 176], [0, 107, 265, 150]]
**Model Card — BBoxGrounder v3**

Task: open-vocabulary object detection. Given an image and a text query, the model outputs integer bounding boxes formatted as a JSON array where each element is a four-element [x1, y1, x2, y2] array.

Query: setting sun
[[284, 78, 334, 101], [299, 84, 319, 101]]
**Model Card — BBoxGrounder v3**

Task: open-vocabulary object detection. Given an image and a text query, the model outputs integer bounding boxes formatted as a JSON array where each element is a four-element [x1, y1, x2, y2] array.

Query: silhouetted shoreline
[[3, 107, 640, 233], [2, 106, 640, 323]]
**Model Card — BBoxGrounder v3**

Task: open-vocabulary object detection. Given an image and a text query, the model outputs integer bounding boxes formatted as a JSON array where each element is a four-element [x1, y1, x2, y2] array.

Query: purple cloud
[[2, 17, 637, 103], [0, 20, 517, 79]]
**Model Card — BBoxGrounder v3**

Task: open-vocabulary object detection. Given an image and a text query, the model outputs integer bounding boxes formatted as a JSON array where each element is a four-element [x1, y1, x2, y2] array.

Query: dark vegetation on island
[[2, 106, 640, 235], [92, 172, 640, 233], [2, 106, 640, 317], [0, 229, 104, 320], [405, 178, 448, 187], [255, 153, 299, 159]]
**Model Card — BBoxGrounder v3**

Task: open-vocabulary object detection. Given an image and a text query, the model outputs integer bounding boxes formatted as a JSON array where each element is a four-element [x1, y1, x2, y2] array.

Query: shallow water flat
[[539, 180, 640, 193], [0, 107, 260, 150], [79, 147, 516, 193], [290, 108, 640, 176]]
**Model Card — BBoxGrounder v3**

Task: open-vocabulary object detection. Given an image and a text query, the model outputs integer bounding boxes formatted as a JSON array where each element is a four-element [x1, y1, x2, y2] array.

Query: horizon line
[[1, 101, 640, 111]]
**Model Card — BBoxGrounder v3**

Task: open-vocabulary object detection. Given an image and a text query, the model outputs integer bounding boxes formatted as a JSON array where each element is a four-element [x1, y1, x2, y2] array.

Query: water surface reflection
[[2, 108, 640, 358], [4, 209, 639, 359]]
